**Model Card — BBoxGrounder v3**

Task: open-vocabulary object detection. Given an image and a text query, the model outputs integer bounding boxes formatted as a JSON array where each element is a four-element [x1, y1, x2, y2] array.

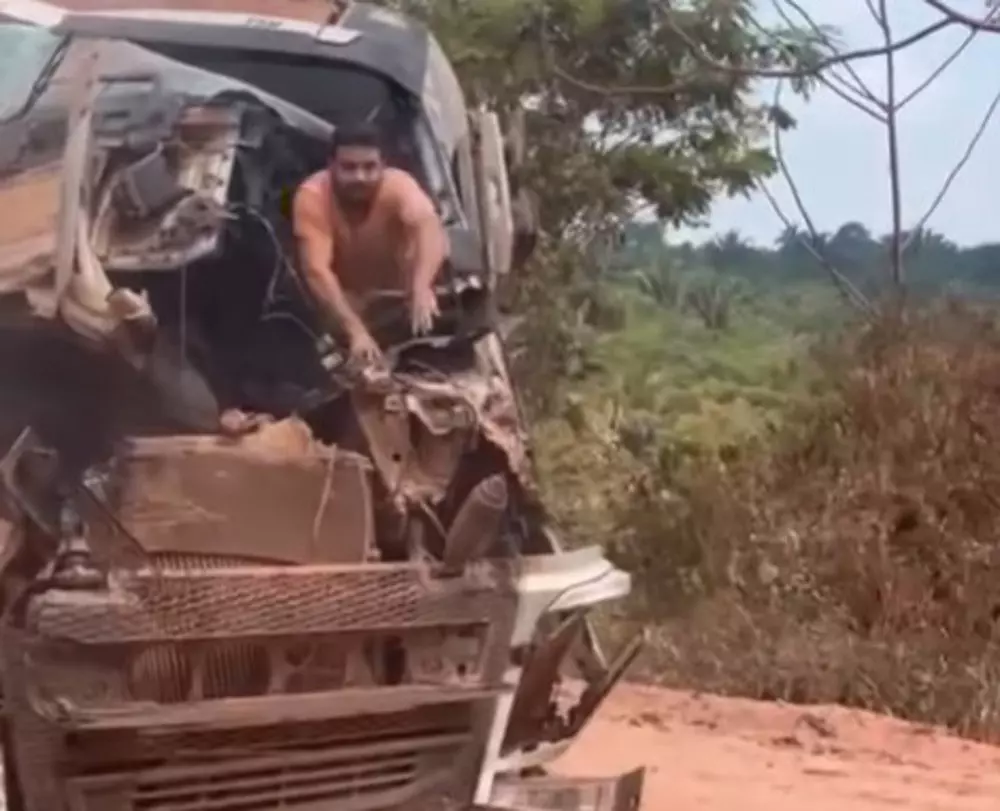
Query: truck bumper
[[478, 766, 644, 811]]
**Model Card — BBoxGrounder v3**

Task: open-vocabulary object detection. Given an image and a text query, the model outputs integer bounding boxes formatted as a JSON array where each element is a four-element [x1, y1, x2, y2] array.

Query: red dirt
[[556, 684, 1000, 810]]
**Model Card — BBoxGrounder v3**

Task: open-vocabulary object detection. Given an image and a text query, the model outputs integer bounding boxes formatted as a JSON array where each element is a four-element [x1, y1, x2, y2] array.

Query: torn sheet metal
[[484, 767, 645, 811], [352, 359, 532, 507]]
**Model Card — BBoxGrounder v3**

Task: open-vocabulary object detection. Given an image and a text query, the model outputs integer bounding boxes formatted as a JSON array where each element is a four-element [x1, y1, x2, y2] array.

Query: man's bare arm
[[292, 185, 368, 341], [396, 175, 448, 293]]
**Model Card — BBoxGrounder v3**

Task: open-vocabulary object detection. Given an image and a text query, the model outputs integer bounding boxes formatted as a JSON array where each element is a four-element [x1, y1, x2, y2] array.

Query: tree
[[626, 222, 1000, 300], [383, 0, 824, 409], [757, 0, 1000, 300]]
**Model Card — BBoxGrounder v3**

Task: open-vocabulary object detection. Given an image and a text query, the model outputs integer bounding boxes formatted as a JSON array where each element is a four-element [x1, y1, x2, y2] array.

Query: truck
[[0, 2, 645, 809]]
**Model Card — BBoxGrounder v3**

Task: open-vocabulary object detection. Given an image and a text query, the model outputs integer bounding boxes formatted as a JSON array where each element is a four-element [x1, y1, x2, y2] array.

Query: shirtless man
[[292, 122, 449, 363]]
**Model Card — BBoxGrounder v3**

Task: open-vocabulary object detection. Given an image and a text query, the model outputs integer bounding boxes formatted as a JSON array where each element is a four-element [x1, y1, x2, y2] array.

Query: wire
[[259, 310, 321, 342], [179, 263, 189, 363], [227, 203, 296, 317]]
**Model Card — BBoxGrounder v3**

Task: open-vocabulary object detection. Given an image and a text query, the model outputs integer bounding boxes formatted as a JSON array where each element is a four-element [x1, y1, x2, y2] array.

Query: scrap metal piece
[[502, 612, 585, 751], [109, 431, 374, 564], [53, 42, 101, 309], [24, 563, 513, 643], [113, 145, 186, 220], [351, 386, 416, 506], [0, 427, 56, 534], [442, 474, 508, 572], [484, 767, 645, 811], [49, 504, 105, 591], [33, 683, 504, 733], [566, 632, 646, 738]]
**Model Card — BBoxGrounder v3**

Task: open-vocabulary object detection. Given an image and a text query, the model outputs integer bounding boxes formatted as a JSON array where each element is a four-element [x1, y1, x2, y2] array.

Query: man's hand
[[348, 326, 383, 364], [219, 408, 273, 438], [410, 284, 440, 335]]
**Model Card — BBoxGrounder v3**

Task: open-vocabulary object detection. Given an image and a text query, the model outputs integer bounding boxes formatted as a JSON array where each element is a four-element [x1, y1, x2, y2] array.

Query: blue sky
[[676, 0, 1000, 248]]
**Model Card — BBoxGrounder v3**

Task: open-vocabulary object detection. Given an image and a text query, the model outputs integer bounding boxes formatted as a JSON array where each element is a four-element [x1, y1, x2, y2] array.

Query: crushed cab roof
[[1, 0, 468, 154]]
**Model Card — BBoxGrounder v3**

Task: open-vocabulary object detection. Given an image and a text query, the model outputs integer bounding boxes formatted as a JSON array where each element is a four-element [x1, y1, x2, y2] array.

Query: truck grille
[[69, 728, 469, 811], [131, 748, 419, 811]]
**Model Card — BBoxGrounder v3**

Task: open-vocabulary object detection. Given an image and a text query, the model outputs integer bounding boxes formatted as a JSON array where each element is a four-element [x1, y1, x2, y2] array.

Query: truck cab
[[0, 3, 643, 810]]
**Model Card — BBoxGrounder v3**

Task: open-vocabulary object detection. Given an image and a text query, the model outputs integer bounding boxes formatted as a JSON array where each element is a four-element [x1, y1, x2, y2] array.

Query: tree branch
[[773, 0, 884, 110], [758, 184, 874, 316], [898, 24, 984, 110], [872, 0, 904, 289], [763, 0, 885, 121], [921, 0, 1000, 31], [764, 80, 875, 315], [905, 79, 1000, 248], [547, 14, 953, 98], [758, 0, 999, 299]]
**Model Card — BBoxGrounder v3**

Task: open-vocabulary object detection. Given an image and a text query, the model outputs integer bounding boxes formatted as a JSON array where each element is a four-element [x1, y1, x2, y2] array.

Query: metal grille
[[27, 564, 515, 644], [130, 554, 273, 702], [19, 554, 513, 719], [68, 728, 471, 811], [129, 747, 422, 811]]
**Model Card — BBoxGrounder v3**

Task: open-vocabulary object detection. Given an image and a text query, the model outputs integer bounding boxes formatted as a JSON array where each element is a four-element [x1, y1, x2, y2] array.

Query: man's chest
[[332, 214, 400, 256], [327, 208, 407, 292]]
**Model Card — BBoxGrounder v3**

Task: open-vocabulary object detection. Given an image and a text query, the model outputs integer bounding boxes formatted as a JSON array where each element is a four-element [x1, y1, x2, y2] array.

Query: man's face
[[330, 145, 384, 206]]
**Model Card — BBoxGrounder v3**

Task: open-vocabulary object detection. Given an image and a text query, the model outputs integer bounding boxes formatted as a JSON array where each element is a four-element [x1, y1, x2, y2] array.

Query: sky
[[674, 0, 1000, 248]]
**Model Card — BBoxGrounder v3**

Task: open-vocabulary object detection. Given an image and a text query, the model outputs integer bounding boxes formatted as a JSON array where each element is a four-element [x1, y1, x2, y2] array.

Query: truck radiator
[[129, 553, 277, 702]]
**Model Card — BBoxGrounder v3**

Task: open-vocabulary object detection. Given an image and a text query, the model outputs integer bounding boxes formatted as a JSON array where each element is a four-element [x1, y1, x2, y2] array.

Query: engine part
[[113, 148, 187, 220], [49, 503, 105, 591]]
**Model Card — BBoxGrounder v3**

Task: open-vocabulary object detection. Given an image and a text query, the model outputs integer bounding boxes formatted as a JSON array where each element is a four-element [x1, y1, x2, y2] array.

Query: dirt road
[[557, 684, 1000, 810]]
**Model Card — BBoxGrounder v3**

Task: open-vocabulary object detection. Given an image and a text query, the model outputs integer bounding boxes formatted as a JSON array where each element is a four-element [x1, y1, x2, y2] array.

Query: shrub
[[617, 303, 1000, 741]]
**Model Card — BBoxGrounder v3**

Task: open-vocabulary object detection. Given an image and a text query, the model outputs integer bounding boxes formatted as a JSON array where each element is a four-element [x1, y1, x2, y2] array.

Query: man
[[292, 122, 449, 363]]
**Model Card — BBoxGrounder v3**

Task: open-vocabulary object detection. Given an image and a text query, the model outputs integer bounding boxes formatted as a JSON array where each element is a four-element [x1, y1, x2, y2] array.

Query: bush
[[616, 303, 1000, 742]]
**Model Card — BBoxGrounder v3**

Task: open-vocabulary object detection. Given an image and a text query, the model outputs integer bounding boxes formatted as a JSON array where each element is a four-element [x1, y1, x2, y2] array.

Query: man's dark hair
[[329, 122, 383, 158]]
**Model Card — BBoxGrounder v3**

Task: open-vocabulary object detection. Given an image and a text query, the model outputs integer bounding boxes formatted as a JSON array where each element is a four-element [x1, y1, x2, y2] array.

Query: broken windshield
[[0, 20, 63, 121], [153, 46, 397, 125]]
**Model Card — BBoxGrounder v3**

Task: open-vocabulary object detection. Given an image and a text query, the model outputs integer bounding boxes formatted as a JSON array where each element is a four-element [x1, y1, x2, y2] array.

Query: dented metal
[[0, 2, 641, 810]]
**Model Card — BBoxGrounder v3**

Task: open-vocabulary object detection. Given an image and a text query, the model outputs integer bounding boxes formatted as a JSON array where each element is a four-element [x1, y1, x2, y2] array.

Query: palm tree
[[829, 221, 874, 268]]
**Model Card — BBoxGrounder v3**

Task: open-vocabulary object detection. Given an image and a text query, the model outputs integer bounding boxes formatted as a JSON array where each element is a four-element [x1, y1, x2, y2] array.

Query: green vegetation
[[534, 229, 850, 553], [534, 229, 1000, 742], [621, 220, 1000, 297], [384, 0, 1000, 742], [387, 0, 829, 410]]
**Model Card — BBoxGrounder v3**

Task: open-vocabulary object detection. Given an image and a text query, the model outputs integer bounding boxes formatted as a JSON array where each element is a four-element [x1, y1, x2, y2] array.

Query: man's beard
[[334, 182, 377, 211]]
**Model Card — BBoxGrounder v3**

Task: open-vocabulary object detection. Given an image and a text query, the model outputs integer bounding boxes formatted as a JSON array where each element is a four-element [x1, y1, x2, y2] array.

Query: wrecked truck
[[0, 1, 644, 810]]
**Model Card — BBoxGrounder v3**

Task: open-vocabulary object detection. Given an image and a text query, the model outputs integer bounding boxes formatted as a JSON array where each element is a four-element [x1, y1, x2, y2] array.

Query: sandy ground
[[556, 684, 1000, 810]]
